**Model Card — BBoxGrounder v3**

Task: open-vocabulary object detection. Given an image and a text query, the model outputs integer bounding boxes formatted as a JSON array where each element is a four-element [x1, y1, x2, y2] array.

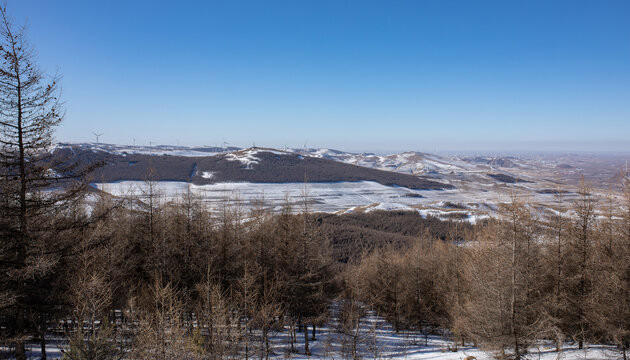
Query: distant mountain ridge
[[56, 142, 628, 191], [55, 144, 452, 190]]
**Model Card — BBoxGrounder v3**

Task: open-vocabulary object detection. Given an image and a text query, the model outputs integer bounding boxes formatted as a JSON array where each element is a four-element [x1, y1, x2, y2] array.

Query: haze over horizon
[[11, 0, 630, 152]]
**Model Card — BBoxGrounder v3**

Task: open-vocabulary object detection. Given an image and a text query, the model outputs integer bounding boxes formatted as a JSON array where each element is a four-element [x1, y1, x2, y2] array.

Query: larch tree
[[540, 189, 569, 351], [0, 6, 94, 359], [564, 181, 597, 349], [590, 185, 630, 359], [459, 197, 544, 360]]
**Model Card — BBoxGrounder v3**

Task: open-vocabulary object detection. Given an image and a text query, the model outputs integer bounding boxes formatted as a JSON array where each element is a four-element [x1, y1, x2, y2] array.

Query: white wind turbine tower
[[222, 137, 229, 152], [92, 132, 103, 144]]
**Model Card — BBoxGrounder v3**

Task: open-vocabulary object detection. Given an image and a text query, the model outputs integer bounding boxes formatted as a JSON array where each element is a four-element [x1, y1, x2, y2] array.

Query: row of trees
[[57, 190, 338, 360], [347, 187, 630, 360]]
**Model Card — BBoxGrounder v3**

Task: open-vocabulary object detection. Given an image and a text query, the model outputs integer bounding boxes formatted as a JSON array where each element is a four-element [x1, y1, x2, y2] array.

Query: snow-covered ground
[[94, 180, 495, 220], [267, 305, 617, 359], [94, 176, 604, 221], [225, 147, 290, 166], [5, 306, 618, 360], [308, 150, 476, 176]]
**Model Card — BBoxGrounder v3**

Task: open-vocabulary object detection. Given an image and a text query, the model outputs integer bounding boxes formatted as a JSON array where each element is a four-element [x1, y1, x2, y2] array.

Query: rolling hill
[[54, 145, 452, 191]]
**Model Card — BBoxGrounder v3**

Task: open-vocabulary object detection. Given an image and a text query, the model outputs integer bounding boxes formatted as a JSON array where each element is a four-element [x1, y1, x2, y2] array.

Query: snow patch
[[224, 148, 288, 167], [201, 171, 215, 179]]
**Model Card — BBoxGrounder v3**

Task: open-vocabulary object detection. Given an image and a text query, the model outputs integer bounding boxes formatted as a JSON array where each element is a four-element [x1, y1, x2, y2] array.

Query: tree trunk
[[304, 323, 310, 355], [15, 342, 26, 360], [511, 217, 519, 360], [244, 324, 250, 360], [40, 318, 47, 360], [353, 318, 360, 360], [287, 323, 293, 352], [14, 44, 27, 360], [263, 327, 269, 360], [15, 305, 26, 360]]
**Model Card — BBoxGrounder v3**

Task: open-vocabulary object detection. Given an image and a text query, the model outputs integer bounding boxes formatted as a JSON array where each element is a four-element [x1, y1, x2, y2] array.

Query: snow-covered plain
[[95, 174, 600, 221], [94, 180, 489, 219], [95, 177, 615, 222]]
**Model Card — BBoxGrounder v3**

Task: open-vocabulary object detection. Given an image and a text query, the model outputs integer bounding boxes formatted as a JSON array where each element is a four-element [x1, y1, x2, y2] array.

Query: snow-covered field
[[94, 177, 597, 221], [94, 180, 495, 220]]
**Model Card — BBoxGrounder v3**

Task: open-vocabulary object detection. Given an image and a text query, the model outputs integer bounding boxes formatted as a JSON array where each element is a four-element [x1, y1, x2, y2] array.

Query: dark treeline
[[316, 210, 472, 262]]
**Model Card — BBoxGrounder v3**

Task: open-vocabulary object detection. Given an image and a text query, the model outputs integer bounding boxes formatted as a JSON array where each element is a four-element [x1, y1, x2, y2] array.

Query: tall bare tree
[[0, 6, 94, 359], [590, 185, 630, 359], [459, 198, 544, 360], [564, 181, 597, 349]]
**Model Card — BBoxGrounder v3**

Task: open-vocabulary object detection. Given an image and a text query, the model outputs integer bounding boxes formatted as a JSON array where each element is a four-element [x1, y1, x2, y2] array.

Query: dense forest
[[2, 175, 630, 359]]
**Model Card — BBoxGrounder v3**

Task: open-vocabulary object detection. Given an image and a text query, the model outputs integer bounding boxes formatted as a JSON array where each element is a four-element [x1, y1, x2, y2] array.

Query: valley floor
[[94, 180, 498, 222]]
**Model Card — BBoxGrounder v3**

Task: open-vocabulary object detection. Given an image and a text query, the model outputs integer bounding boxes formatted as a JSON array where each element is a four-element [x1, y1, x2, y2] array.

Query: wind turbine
[[92, 132, 103, 143], [222, 137, 229, 152]]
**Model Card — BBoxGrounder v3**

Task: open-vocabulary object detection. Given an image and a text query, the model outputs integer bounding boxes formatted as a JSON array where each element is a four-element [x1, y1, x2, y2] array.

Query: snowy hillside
[[60, 143, 629, 221]]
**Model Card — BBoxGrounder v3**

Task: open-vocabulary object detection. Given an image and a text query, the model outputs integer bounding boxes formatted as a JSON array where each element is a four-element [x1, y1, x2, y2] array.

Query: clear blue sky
[[9, 0, 630, 152]]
